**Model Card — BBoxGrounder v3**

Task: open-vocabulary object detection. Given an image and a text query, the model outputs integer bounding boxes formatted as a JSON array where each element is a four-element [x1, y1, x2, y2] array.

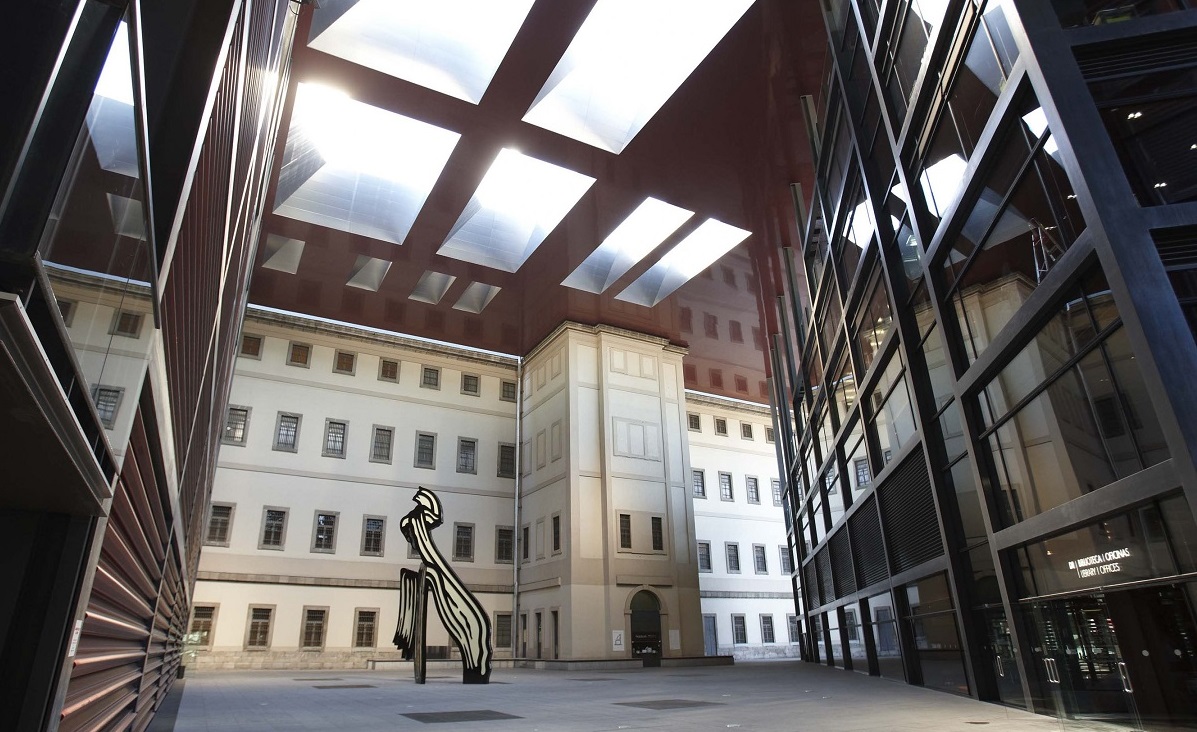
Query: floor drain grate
[[615, 699, 723, 710], [402, 710, 523, 723], [312, 684, 375, 689]]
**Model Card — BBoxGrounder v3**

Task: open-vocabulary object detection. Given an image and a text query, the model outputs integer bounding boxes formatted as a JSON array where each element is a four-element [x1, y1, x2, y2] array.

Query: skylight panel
[[562, 197, 693, 294], [273, 83, 460, 244], [452, 282, 502, 314], [410, 271, 457, 305], [308, 0, 535, 104], [346, 255, 392, 291], [437, 148, 595, 272], [523, 0, 755, 153], [261, 234, 305, 274], [616, 219, 750, 307]]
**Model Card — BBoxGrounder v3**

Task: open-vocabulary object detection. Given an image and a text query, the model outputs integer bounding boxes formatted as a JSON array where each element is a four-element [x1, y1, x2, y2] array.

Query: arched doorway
[[630, 590, 662, 665]]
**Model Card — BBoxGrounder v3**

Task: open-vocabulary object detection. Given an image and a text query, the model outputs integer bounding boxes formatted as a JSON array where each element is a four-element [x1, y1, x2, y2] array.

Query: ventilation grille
[[816, 546, 835, 606], [830, 528, 856, 598], [804, 561, 822, 608], [879, 454, 944, 574], [1076, 29, 1197, 80], [850, 496, 888, 588], [1153, 226, 1197, 270]]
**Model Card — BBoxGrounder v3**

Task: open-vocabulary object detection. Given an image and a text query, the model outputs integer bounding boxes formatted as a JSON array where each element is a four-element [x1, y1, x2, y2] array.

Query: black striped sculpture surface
[[393, 487, 493, 684]]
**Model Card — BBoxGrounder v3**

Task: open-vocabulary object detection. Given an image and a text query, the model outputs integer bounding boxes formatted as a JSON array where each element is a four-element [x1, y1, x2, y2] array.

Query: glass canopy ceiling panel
[[616, 219, 751, 307], [308, 0, 536, 104], [562, 197, 693, 294], [437, 148, 595, 272], [273, 83, 460, 245], [86, 21, 138, 177], [523, 0, 755, 154]]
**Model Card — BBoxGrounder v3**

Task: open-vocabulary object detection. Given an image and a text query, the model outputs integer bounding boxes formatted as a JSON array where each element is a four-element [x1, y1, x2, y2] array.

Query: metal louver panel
[[816, 546, 835, 606], [1154, 226, 1197, 270], [1075, 29, 1197, 80], [804, 561, 822, 608], [830, 529, 856, 598], [849, 496, 888, 588], [878, 454, 944, 574]]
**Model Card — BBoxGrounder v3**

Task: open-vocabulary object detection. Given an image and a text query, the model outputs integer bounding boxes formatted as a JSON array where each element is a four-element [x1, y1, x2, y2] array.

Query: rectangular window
[[495, 613, 513, 648], [457, 438, 477, 474], [687, 413, 701, 431], [746, 477, 760, 504], [780, 545, 794, 574], [239, 334, 262, 358], [619, 514, 632, 549], [323, 420, 347, 458], [498, 443, 516, 478], [222, 406, 250, 445], [714, 418, 728, 436], [421, 366, 440, 389], [719, 472, 733, 501], [788, 615, 800, 643], [378, 358, 399, 382], [273, 413, 300, 452], [190, 606, 216, 648], [246, 607, 272, 648], [301, 608, 327, 649], [651, 516, 664, 551], [312, 512, 338, 553], [765, 427, 775, 443], [704, 312, 719, 338], [500, 380, 517, 402], [697, 541, 712, 572], [496, 526, 514, 563], [854, 457, 871, 488], [92, 386, 122, 428], [371, 426, 393, 463], [461, 373, 480, 395], [730, 320, 744, 342], [453, 523, 474, 561], [205, 504, 233, 546], [732, 614, 747, 644], [692, 470, 707, 498], [259, 509, 287, 549], [333, 350, 356, 374], [772, 479, 783, 506], [414, 432, 436, 468], [761, 615, 775, 643], [753, 544, 768, 574], [521, 525, 530, 561], [741, 422, 753, 440], [287, 342, 310, 367], [354, 609, 377, 648], [361, 516, 385, 556], [552, 514, 561, 553], [726, 543, 741, 572], [111, 310, 143, 337], [58, 299, 76, 326]]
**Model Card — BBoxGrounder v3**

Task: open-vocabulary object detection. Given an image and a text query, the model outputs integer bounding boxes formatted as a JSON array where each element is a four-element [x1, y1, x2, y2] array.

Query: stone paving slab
[[163, 661, 1142, 732]]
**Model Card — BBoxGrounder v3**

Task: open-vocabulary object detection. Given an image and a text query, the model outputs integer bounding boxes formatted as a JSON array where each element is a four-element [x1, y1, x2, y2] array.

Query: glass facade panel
[[869, 591, 903, 680], [905, 573, 968, 695]]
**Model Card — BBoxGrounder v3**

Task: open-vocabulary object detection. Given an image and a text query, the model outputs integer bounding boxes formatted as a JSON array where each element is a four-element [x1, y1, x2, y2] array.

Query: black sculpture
[[393, 487, 493, 684]]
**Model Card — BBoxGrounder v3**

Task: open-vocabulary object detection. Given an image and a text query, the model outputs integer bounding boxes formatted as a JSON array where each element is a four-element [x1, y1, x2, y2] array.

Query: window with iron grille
[[780, 545, 794, 574], [112, 310, 142, 337], [415, 432, 436, 468], [301, 608, 327, 649], [273, 413, 300, 452], [788, 615, 801, 643], [552, 515, 561, 553], [855, 457, 871, 488], [753, 544, 768, 573], [190, 606, 215, 648], [379, 358, 400, 382], [246, 607, 272, 648], [697, 541, 712, 572], [687, 413, 701, 431], [651, 516, 664, 551], [453, 523, 474, 561], [772, 479, 783, 506], [333, 350, 356, 374], [461, 373, 480, 395], [92, 386, 121, 428], [766, 427, 775, 442], [354, 609, 377, 648], [732, 614, 747, 644], [457, 438, 477, 473], [495, 613, 512, 647], [619, 514, 632, 549], [741, 422, 753, 439], [726, 543, 741, 572], [760, 615, 775, 643], [498, 443, 516, 478], [260, 509, 287, 549], [746, 477, 760, 504], [323, 420, 347, 458], [714, 418, 728, 435], [239, 333, 262, 358], [312, 512, 337, 553], [223, 406, 249, 445], [500, 380, 517, 402], [421, 366, 440, 389], [719, 472, 733, 501], [692, 470, 706, 498], [287, 342, 310, 367], [371, 426, 393, 463], [495, 526, 514, 563], [205, 504, 233, 546], [361, 517, 385, 556]]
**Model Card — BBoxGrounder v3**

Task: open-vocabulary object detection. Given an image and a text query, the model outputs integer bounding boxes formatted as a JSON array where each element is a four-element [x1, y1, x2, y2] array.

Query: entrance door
[[535, 612, 542, 659], [629, 590, 662, 664], [551, 610, 559, 660], [703, 615, 717, 656], [980, 608, 1025, 709]]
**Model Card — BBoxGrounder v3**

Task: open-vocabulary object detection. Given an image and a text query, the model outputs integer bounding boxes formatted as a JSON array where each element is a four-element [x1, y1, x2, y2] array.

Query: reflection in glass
[[827, 608, 844, 667], [869, 591, 904, 680], [905, 573, 968, 695], [847, 435, 871, 502], [856, 273, 892, 374]]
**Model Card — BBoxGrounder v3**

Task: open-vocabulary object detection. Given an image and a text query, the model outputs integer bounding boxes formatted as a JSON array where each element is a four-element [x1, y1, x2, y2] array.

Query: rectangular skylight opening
[[437, 148, 595, 272], [452, 282, 502, 314], [616, 219, 750, 307], [346, 255, 392, 292], [562, 197, 693, 294], [523, 0, 755, 153], [410, 270, 457, 305], [308, 0, 536, 104], [261, 234, 306, 274]]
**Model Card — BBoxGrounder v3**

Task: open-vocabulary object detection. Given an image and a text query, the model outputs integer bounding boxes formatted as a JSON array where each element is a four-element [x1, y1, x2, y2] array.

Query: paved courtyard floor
[[158, 661, 1143, 732]]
